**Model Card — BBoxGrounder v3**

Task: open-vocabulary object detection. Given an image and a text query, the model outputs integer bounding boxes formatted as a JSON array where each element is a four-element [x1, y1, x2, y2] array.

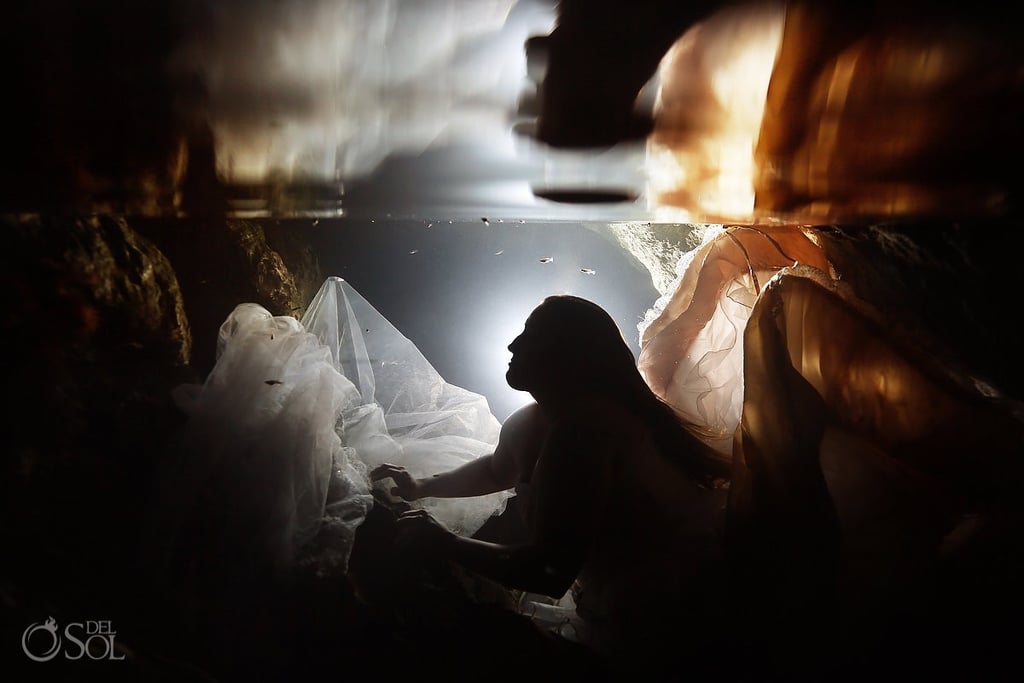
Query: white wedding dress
[[153, 276, 509, 581], [638, 224, 1024, 632]]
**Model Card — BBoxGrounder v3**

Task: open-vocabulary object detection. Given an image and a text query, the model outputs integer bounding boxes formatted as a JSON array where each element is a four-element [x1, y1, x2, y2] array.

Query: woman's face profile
[[506, 297, 622, 394], [506, 305, 560, 392]]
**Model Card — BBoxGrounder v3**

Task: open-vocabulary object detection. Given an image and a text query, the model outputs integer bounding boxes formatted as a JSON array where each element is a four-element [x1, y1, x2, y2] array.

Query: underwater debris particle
[[580, 268, 596, 275], [409, 249, 419, 255], [426, 222, 433, 229], [494, 250, 505, 255], [481, 217, 490, 225], [265, 380, 283, 386], [539, 257, 553, 264], [312, 218, 319, 226]]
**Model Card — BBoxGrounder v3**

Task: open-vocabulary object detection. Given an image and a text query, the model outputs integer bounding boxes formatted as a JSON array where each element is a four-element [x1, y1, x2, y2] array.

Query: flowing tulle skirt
[[149, 277, 510, 588]]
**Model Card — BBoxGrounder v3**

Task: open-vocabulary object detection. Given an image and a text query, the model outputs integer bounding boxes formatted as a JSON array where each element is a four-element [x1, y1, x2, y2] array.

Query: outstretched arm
[[372, 455, 510, 501], [397, 508, 578, 598], [394, 414, 608, 598], [371, 402, 548, 500]]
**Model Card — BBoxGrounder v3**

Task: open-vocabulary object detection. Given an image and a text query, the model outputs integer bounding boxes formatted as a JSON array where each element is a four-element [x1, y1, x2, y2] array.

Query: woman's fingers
[[397, 508, 431, 520], [396, 509, 443, 533], [395, 510, 438, 543], [371, 464, 422, 500], [370, 463, 405, 480]]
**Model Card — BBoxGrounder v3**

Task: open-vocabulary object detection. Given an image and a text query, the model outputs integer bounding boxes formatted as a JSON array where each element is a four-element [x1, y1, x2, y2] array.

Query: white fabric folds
[[301, 276, 508, 537], [157, 276, 507, 580]]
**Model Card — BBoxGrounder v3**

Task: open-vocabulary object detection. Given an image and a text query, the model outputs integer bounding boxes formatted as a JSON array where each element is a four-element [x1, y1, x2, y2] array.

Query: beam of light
[[645, 1, 785, 223]]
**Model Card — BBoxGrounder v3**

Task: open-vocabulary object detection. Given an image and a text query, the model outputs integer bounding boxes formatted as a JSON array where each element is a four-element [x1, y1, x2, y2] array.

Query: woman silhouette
[[373, 295, 731, 673]]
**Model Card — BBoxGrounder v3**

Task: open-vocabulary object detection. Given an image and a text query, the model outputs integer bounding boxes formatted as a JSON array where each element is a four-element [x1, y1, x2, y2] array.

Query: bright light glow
[[175, 0, 556, 185], [645, 2, 784, 222], [472, 298, 540, 419]]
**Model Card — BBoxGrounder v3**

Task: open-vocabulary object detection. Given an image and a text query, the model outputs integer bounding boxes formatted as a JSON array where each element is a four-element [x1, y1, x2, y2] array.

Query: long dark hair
[[531, 295, 728, 480]]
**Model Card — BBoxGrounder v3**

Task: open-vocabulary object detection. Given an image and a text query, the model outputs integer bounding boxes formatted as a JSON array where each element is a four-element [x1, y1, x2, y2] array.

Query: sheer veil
[[149, 277, 508, 583], [301, 277, 508, 536]]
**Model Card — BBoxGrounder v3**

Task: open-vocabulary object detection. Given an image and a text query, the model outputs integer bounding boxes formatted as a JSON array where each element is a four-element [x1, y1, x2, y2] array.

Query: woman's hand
[[393, 508, 457, 557], [371, 463, 423, 500]]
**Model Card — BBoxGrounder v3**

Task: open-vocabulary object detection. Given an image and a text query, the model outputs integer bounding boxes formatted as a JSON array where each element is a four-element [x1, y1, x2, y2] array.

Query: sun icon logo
[[22, 616, 61, 662]]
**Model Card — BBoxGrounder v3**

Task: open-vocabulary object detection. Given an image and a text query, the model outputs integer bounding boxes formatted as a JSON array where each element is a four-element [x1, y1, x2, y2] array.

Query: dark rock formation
[[133, 217, 324, 377], [0, 210, 328, 680]]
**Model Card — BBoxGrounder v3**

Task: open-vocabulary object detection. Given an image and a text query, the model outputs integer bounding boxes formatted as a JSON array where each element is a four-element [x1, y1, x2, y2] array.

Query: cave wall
[[0, 211, 323, 673]]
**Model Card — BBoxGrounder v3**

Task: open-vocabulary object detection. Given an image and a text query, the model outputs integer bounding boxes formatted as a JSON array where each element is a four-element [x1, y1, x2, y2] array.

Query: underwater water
[[289, 217, 667, 421]]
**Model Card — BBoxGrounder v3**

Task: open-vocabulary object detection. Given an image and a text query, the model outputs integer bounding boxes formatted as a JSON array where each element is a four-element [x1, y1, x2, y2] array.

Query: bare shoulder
[[502, 402, 546, 433], [499, 402, 550, 450], [493, 402, 550, 477]]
